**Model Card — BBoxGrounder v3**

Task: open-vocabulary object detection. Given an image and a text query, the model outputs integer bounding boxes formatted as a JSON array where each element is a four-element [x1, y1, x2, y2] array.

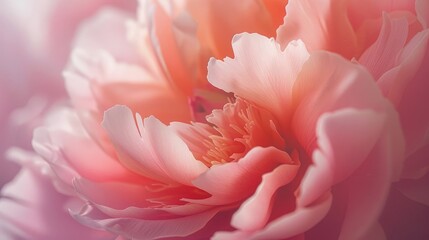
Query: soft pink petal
[[212, 230, 251, 240], [73, 178, 156, 210], [298, 109, 386, 207], [187, 147, 295, 205], [291, 51, 389, 153], [0, 167, 114, 240], [208, 33, 309, 127], [250, 192, 333, 239], [401, 141, 429, 179], [276, 0, 358, 58], [388, 31, 429, 156], [231, 163, 299, 231], [346, 0, 415, 30], [72, 204, 220, 240], [71, 7, 140, 64], [102, 105, 207, 185], [32, 107, 135, 186], [337, 134, 395, 240], [396, 173, 429, 206], [358, 223, 386, 240], [417, 0, 429, 28]]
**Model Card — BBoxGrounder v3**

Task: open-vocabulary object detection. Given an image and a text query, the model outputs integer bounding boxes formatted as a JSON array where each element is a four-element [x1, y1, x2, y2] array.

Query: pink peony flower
[[34, 31, 405, 239], [277, 0, 429, 207]]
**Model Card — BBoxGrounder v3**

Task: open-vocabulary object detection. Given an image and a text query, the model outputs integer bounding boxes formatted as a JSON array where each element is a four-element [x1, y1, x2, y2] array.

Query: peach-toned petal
[[188, 147, 294, 205], [102, 105, 207, 185], [148, 0, 201, 95], [231, 163, 299, 231], [184, 0, 284, 58], [208, 33, 309, 127], [277, 0, 358, 58], [66, 48, 192, 125]]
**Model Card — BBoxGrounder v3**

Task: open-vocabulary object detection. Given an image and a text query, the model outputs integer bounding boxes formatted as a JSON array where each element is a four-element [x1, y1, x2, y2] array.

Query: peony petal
[[71, 7, 140, 64], [231, 163, 300, 231], [390, 31, 429, 156], [72, 204, 220, 240], [208, 33, 309, 127], [346, 0, 415, 29], [298, 109, 386, 207], [396, 173, 429, 206], [291, 51, 389, 152], [359, 14, 409, 80], [337, 132, 396, 240], [184, 0, 283, 58], [276, 0, 358, 58], [102, 105, 207, 185], [149, 0, 201, 95], [358, 223, 386, 240], [187, 147, 295, 205], [0, 167, 113, 240], [250, 192, 333, 239], [417, 0, 429, 28]]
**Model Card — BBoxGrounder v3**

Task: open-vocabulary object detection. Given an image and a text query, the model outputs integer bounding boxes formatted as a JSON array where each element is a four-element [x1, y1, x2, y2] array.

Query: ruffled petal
[[102, 105, 207, 185], [250, 192, 332, 239], [72, 204, 220, 240], [298, 109, 386, 207], [359, 14, 409, 80], [231, 163, 299, 231], [208, 33, 309, 127], [187, 147, 295, 205], [291, 51, 388, 152]]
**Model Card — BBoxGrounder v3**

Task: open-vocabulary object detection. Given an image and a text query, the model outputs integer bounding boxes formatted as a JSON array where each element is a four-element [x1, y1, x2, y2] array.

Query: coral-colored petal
[[184, 0, 283, 58], [149, 1, 201, 95], [277, 0, 358, 58]]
